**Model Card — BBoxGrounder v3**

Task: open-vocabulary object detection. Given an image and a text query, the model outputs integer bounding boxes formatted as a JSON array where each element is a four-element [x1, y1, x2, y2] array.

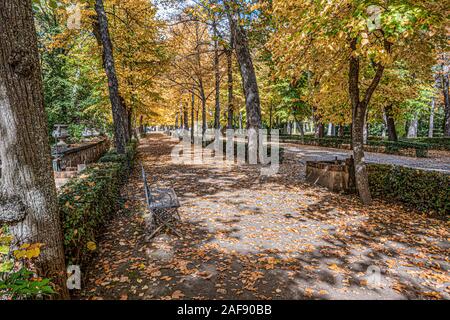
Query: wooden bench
[[141, 165, 181, 239]]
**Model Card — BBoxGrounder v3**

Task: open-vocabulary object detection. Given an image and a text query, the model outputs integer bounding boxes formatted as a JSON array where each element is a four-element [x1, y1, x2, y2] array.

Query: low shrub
[[408, 137, 450, 151], [0, 228, 55, 300], [58, 140, 138, 265], [368, 164, 450, 217], [280, 134, 429, 157]]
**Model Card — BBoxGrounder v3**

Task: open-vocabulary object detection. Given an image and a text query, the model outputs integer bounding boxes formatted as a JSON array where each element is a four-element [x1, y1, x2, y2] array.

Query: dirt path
[[79, 134, 449, 300]]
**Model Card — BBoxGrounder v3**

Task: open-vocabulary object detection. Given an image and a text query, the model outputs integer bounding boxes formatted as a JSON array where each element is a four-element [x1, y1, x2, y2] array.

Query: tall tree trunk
[[384, 105, 398, 141], [315, 122, 325, 138], [238, 111, 243, 131], [442, 69, 450, 136], [226, 3, 261, 129], [0, 0, 69, 299], [183, 103, 189, 130], [127, 107, 132, 141], [191, 91, 195, 144], [94, 0, 127, 154], [269, 104, 273, 132], [213, 18, 221, 130], [338, 125, 345, 137], [348, 37, 387, 205], [226, 46, 234, 130], [407, 113, 418, 138], [429, 98, 435, 138], [327, 123, 334, 136], [201, 88, 206, 138], [139, 115, 144, 135]]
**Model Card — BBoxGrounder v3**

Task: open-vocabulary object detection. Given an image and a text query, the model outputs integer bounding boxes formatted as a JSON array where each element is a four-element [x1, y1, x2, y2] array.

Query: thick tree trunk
[[227, 5, 261, 129], [338, 125, 345, 137], [348, 37, 386, 205], [315, 122, 325, 138], [226, 47, 234, 130], [442, 70, 450, 136], [0, 0, 69, 299], [429, 98, 435, 138], [94, 0, 127, 154], [351, 102, 372, 205], [213, 18, 221, 130], [384, 105, 398, 141]]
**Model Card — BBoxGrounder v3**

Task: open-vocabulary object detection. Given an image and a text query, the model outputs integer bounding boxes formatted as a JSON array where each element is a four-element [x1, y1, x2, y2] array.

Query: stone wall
[[55, 138, 110, 171], [306, 159, 354, 192]]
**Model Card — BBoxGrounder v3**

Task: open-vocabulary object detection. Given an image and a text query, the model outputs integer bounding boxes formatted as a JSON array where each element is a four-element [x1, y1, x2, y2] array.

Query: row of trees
[[161, 0, 448, 205], [0, 0, 168, 298], [0, 0, 448, 298]]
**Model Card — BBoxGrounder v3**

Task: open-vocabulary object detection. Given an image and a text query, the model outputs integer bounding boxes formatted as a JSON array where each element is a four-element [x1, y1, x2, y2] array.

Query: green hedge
[[58, 139, 138, 265], [408, 137, 450, 151], [280, 134, 429, 157], [368, 164, 450, 217]]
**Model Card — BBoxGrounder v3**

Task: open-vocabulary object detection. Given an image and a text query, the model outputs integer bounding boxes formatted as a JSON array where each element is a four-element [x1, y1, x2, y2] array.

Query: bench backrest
[[141, 164, 154, 204]]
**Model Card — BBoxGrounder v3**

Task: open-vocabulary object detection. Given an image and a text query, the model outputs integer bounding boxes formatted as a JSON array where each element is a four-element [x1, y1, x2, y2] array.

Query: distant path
[[79, 134, 449, 300], [282, 142, 450, 173]]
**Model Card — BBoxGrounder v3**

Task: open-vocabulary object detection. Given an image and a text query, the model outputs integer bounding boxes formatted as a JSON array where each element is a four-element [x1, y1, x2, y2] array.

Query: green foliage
[[368, 164, 450, 217], [0, 268, 55, 300], [58, 141, 137, 265], [0, 229, 55, 300]]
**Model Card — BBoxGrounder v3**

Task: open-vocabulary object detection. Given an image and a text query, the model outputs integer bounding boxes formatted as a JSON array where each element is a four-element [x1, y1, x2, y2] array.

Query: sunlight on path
[[79, 134, 449, 300]]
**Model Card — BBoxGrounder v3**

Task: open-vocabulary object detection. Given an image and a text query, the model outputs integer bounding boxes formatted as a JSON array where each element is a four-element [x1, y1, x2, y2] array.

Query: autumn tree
[[271, 0, 447, 204], [224, 0, 262, 129], [93, 0, 129, 153], [0, 0, 69, 298]]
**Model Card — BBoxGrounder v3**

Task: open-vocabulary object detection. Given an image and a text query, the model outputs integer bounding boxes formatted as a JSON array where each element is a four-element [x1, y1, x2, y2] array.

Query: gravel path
[[282, 142, 450, 173], [79, 134, 449, 300]]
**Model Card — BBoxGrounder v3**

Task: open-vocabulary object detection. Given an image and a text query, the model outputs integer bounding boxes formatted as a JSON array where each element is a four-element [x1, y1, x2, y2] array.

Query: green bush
[[368, 164, 450, 217], [280, 134, 429, 157], [408, 137, 450, 151], [58, 140, 137, 265]]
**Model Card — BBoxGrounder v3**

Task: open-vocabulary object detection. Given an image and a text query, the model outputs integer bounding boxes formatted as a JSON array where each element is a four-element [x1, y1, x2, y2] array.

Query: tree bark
[[384, 105, 398, 141], [407, 113, 419, 138], [191, 91, 195, 144], [429, 98, 435, 138], [201, 87, 207, 137], [442, 69, 450, 136], [226, 45, 234, 130], [183, 103, 189, 130], [238, 111, 243, 131], [348, 37, 387, 205], [0, 0, 69, 299], [213, 18, 221, 130], [94, 0, 127, 154], [315, 122, 325, 138], [226, 3, 261, 129]]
